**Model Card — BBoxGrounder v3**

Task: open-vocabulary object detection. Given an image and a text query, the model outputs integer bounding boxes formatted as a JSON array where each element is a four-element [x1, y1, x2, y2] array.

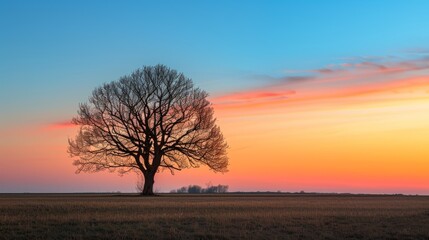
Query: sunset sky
[[2, 1, 429, 194]]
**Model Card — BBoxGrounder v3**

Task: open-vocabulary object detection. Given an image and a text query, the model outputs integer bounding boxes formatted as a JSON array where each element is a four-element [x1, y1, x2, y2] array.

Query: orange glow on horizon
[[2, 58, 429, 194], [205, 65, 429, 193]]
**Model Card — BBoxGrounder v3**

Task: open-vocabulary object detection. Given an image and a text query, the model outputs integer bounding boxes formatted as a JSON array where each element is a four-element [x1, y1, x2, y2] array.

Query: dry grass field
[[1, 194, 429, 239]]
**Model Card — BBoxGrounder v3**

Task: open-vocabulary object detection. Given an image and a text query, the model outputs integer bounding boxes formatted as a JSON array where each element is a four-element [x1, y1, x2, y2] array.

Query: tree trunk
[[141, 173, 155, 196]]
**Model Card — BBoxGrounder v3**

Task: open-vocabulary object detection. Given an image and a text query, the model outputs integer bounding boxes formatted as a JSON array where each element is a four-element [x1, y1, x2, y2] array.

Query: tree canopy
[[68, 65, 228, 195]]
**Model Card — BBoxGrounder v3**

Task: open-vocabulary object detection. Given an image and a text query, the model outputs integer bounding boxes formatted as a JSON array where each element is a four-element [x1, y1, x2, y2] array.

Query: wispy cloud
[[213, 54, 429, 111], [215, 90, 296, 106], [44, 120, 76, 130]]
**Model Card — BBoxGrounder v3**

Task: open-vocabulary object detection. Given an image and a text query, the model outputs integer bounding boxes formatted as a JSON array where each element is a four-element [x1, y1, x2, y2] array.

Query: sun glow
[[203, 64, 429, 193]]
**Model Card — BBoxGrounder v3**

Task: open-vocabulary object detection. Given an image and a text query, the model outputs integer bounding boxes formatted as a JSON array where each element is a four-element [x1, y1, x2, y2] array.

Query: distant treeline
[[171, 184, 229, 194]]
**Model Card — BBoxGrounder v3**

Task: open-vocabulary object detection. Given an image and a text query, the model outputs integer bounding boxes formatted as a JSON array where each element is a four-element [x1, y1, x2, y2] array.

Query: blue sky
[[2, 1, 429, 118], [2, 1, 429, 193]]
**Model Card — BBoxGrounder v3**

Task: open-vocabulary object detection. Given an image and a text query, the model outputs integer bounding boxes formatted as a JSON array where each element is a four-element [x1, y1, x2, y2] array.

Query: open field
[[1, 194, 429, 239]]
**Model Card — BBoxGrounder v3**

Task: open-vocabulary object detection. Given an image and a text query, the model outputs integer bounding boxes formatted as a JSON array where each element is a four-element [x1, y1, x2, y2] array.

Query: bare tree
[[68, 65, 228, 195]]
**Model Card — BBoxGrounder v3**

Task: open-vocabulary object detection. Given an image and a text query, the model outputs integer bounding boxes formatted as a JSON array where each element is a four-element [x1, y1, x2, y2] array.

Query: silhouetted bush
[[170, 184, 229, 194], [188, 185, 202, 193], [176, 187, 188, 193]]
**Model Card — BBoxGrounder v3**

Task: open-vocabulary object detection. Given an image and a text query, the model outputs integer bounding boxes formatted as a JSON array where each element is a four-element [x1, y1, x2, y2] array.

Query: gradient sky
[[2, 1, 429, 193]]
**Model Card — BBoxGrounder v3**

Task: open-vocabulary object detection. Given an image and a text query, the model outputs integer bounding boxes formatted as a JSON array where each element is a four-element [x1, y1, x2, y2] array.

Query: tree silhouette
[[68, 65, 228, 195]]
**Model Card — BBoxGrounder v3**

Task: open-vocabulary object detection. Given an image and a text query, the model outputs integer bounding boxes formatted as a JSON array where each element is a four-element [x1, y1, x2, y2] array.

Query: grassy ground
[[1, 193, 429, 239]]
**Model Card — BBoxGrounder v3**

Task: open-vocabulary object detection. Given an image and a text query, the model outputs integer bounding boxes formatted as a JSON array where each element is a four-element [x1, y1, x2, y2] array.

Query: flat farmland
[[1, 194, 429, 239]]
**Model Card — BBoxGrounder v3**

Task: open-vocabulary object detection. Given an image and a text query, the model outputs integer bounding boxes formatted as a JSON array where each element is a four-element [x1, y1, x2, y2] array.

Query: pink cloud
[[215, 90, 295, 106], [213, 56, 429, 111], [44, 120, 76, 130], [314, 59, 424, 77]]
